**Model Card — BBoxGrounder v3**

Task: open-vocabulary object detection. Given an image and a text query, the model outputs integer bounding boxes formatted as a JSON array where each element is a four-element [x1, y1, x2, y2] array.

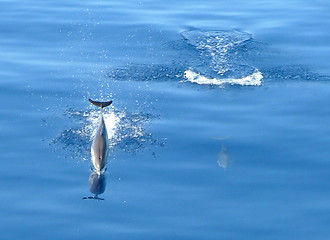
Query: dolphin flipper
[[89, 99, 112, 108]]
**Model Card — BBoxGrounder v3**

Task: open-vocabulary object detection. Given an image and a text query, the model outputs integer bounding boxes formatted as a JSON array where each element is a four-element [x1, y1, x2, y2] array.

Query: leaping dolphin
[[88, 98, 112, 175]]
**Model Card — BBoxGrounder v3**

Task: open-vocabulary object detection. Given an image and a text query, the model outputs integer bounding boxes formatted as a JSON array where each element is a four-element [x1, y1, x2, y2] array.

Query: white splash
[[85, 110, 119, 141], [183, 68, 263, 86], [182, 30, 254, 76]]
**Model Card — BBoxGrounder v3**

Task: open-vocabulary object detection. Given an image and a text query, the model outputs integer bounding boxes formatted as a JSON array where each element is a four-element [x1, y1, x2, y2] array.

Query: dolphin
[[217, 145, 231, 169], [88, 98, 112, 175], [83, 172, 106, 200]]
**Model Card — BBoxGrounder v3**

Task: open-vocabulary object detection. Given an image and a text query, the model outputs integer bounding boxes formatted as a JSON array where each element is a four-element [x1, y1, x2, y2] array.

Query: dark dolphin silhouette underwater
[[83, 172, 107, 200]]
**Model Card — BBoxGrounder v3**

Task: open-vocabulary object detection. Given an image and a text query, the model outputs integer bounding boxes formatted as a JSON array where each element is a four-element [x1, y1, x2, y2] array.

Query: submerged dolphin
[[88, 98, 112, 175], [218, 145, 231, 169], [83, 172, 106, 200]]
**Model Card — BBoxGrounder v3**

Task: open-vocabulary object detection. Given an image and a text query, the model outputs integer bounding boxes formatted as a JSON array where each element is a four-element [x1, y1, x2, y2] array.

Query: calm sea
[[0, 0, 329, 239]]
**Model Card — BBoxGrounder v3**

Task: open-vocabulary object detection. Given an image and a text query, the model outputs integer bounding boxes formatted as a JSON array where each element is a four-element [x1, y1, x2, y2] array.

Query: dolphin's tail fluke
[[82, 196, 105, 200], [89, 99, 112, 109]]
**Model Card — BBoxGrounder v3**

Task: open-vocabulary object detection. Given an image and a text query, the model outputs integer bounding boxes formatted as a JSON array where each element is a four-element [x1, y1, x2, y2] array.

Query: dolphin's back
[[91, 115, 109, 172]]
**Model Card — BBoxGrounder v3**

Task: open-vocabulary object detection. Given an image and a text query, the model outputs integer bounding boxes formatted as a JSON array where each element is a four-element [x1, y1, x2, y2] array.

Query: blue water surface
[[0, 0, 329, 239]]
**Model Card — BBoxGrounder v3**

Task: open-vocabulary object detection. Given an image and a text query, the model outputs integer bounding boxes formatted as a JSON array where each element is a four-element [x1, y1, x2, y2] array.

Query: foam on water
[[51, 107, 164, 159], [182, 30, 253, 75], [83, 109, 119, 142], [183, 68, 263, 86]]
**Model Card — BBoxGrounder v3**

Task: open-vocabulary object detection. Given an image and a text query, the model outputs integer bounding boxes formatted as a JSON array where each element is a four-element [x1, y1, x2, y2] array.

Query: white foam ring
[[183, 68, 263, 86]]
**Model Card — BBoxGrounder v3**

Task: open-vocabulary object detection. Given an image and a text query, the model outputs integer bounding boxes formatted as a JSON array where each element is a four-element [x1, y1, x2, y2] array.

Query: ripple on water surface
[[51, 108, 165, 160]]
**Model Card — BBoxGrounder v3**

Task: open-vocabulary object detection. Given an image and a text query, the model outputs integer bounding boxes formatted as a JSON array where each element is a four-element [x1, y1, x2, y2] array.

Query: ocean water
[[0, 0, 329, 239]]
